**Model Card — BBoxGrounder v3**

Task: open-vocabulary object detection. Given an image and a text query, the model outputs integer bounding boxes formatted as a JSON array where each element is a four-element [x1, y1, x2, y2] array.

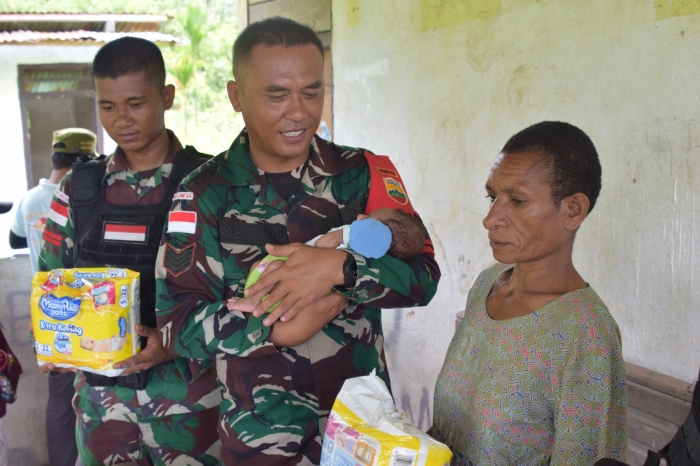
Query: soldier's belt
[[84, 367, 153, 390]]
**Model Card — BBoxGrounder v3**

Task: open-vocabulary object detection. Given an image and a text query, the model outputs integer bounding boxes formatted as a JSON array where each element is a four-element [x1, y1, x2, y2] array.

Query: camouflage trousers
[[73, 364, 222, 466]]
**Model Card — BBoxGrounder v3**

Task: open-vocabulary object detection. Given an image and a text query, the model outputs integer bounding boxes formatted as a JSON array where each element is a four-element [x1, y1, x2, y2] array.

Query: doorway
[[18, 63, 103, 188]]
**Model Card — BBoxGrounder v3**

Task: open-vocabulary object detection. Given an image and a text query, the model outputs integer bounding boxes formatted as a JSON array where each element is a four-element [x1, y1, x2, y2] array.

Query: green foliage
[[6, 0, 244, 155]]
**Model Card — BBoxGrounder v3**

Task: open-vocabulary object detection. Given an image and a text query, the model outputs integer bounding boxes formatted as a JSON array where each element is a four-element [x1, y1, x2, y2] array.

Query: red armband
[[364, 151, 416, 214], [363, 151, 434, 257]]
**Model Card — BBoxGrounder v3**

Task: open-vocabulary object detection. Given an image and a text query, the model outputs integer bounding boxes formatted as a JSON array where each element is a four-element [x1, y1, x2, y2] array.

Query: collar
[[105, 129, 182, 175], [215, 129, 353, 187]]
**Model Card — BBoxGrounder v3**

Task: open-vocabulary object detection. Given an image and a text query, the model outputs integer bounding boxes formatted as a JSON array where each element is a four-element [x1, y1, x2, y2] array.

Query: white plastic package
[[321, 371, 452, 466]]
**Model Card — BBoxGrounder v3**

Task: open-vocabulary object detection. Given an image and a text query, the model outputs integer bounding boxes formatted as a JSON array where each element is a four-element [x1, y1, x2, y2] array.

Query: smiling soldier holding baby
[[156, 17, 440, 465], [38, 37, 220, 465]]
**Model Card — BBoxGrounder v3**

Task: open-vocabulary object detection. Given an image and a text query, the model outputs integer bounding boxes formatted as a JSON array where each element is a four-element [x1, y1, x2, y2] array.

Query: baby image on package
[[30, 268, 141, 377]]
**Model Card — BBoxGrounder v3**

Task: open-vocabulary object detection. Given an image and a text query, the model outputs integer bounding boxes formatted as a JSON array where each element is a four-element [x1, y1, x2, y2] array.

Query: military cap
[[52, 128, 97, 155]]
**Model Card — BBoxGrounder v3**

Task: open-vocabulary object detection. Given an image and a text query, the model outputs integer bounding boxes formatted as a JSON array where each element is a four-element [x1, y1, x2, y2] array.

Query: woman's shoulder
[[554, 286, 623, 348]]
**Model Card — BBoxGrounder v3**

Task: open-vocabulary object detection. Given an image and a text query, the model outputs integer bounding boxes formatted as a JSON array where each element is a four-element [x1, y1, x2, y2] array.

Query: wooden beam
[[248, 0, 331, 32], [628, 380, 692, 425], [626, 362, 695, 403], [0, 13, 169, 23], [628, 408, 677, 451]]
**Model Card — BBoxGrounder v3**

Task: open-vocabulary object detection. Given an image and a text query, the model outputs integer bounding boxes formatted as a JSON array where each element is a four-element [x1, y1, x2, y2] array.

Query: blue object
[[349, 218, 392, 259]]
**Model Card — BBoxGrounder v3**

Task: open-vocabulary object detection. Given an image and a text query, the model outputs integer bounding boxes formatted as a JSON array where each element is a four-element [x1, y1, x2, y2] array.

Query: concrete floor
[[1, 254, 49, 465]]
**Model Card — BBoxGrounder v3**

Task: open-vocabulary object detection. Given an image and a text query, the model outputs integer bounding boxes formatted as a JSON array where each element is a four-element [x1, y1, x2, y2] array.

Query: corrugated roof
[[0, 13, 182, 44], [0, 30, 182, 45]]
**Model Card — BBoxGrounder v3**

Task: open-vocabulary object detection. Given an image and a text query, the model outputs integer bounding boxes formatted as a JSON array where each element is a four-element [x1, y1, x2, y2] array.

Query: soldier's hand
[[38, 363, 78, 375], [114, 324, 175, 375], [245, 243, 346, 326]]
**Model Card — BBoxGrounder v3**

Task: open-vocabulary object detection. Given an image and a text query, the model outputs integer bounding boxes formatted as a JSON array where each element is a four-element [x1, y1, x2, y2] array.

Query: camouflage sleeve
[[340, 239, 440, 308], [38, 173, 75, 272], [155, 177, 279, 363], [335, 159, 440, 308]]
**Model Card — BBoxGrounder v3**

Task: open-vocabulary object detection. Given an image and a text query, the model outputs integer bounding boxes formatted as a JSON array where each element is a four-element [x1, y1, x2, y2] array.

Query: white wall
[[332, 0, 700, 429], [0, 45, 103, 259]]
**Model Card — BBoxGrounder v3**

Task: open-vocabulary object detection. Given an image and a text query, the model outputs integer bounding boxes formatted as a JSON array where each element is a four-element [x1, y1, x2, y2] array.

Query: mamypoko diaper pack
[[30, 268, 141, 377]]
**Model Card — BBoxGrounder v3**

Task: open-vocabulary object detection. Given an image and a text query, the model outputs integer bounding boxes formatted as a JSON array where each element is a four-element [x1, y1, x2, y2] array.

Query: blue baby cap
[[349, 218, 392, 259]]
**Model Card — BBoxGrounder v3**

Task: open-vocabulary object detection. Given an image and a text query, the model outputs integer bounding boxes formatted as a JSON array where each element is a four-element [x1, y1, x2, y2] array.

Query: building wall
[[0, 45, 104, 259], [332, 0, 700, 429]]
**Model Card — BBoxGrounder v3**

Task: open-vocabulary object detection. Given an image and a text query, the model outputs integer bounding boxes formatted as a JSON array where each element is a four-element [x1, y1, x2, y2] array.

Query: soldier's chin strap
[[363, 151, 434, 257]]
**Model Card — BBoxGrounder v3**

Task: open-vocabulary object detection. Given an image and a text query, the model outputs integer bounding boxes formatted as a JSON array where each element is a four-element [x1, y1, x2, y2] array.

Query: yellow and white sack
[[321, 371, 452, 466]]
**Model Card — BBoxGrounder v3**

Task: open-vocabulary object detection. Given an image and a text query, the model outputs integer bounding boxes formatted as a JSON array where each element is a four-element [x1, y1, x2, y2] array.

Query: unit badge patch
[[163, 243, 196, 277], [382, 177, 408, 205]]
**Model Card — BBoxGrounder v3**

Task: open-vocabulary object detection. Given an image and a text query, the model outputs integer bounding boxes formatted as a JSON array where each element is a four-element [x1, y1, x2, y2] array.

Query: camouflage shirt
[[38, 131, 221, 417], [155, 130, 441, 465]]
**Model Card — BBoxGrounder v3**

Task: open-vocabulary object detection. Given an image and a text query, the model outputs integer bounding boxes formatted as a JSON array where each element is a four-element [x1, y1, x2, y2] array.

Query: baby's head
[[362, 208, 427, 261], [80, 337, 96, 350]]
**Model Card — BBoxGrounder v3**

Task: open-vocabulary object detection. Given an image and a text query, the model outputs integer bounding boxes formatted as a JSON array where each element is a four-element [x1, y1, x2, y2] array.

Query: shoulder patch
[[163, 243, 196, 277], [54, 189, 69, 204], [173, 192, 194, 201], [167, 211, 197, 234], [48, 200, 68, 227], [382, 177, 408, 205]]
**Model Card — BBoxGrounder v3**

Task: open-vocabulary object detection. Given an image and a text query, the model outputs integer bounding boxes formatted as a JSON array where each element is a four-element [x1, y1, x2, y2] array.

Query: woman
[[432, 122, 627, 465]]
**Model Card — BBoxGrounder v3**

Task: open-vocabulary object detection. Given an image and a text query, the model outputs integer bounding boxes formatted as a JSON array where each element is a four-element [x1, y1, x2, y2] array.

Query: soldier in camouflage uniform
[[38, 37, 220, 465], [156, 17, 440, 465]]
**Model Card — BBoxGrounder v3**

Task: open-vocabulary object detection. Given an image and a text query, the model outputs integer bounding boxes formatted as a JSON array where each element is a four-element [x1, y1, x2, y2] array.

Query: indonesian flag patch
[[167, 211, 197, 234], [103, 223, 148, 243], [47, 200, 68, 227]]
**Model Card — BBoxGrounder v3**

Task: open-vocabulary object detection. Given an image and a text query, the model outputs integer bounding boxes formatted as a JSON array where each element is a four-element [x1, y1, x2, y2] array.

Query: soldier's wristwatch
[[336, 253, 357, 291]]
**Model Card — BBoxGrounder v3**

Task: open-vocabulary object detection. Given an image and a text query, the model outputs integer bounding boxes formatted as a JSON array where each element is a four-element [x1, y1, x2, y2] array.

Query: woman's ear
[[561, 193, 590, 231]]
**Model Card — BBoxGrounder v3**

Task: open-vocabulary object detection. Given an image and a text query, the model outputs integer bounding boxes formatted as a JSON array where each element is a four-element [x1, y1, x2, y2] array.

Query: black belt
[[84, 367, 153, 390]]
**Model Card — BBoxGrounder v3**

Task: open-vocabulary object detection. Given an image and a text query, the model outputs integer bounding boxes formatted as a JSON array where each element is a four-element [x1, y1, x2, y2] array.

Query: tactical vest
[[70, 146, 209, 389]]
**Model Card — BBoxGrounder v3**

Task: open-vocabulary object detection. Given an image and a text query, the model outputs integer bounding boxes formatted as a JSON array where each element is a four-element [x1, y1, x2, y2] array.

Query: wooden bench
[[626, 362, 696, 465]]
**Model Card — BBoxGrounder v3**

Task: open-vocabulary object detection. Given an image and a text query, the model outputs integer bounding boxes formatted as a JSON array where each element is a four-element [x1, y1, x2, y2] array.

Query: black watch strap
[[338, 253, 357, 291]]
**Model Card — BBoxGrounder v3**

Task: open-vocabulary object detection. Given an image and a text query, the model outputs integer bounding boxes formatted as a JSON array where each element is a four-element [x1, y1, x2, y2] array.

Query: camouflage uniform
[[156, 130, 440, 465], [39, 132, 221, 466]]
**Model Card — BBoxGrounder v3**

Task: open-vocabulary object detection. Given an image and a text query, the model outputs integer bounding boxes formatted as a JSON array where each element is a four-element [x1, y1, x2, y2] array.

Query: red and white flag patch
[[48, 200, 68, 227], [104, 223, 147, 242], [167, 211, 197, 234]]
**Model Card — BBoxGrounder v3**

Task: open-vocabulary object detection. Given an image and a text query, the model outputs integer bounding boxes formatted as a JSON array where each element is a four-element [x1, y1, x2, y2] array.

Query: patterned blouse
[[432, 263, 628, 465]]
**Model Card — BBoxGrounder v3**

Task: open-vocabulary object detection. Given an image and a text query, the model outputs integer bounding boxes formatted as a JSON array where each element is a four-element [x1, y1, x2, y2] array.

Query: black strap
[[70, 155, 107, 264]]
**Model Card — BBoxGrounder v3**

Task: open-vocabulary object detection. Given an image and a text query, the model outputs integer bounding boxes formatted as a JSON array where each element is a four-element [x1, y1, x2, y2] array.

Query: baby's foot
[[227, 297, 258, 313]]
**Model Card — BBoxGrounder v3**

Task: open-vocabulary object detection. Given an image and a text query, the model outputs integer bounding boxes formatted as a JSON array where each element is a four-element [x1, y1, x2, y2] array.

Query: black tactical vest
[[69, 147, 208, 389]]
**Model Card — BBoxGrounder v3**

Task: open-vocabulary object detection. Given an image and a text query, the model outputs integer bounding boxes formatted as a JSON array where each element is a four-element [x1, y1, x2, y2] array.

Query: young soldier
[[38, 37, 220, 465], [156, 17, 440, 465], [11, 127, 96, 466]]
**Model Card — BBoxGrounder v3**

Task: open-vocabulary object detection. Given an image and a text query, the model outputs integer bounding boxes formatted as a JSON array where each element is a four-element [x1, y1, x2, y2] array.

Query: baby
[[227, 208, 427, 313], [80, 335, 126, 353]]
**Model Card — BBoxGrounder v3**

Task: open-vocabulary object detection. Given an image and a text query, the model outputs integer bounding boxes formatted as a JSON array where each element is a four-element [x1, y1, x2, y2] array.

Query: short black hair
[[51, 152, 80, 170], [232, 16, 323, 80], [383, 210, 428, 262], [501, 121, 602, 214], [93, 36, 165, 88]]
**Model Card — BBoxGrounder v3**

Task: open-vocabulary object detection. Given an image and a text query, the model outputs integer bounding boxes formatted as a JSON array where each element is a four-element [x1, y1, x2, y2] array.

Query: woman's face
[[483, 151, 574, 265]]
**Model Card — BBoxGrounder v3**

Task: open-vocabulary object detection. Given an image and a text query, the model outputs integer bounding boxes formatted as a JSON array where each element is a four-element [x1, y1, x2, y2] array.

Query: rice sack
[[321, 371, 452, 466], [31, 268, 140, 377]]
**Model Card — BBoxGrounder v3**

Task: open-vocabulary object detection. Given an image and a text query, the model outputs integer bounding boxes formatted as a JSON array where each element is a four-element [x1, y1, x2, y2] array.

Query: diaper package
[[30, 268, 141, 377], [321, 371, 452, 466]]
